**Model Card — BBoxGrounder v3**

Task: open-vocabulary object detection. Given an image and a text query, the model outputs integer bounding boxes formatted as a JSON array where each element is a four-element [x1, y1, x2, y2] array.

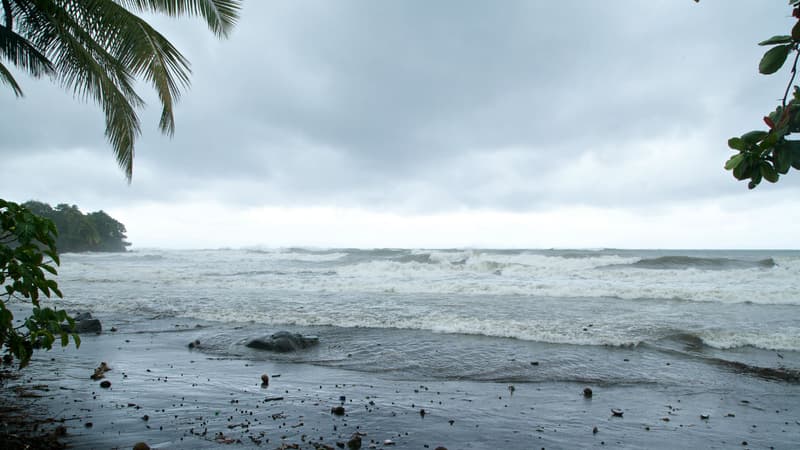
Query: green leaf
[[725, 153, 746, 170], [759, 44, 792, 74], [758, 35, 792, 46], [727, 137, 747, 151], [775, 146, 793, 174], [741, 130, 769, 144], [761, 162, 780, 182], [793, 22, 800, 41]]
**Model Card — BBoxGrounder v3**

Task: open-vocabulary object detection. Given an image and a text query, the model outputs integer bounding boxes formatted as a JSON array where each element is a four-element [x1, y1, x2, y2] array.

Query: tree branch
[[783, 44, 800, 108]]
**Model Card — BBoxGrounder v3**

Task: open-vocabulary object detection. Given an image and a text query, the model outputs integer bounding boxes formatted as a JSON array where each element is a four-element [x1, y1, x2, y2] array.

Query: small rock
[[611, 408, 623, 417], [419, 408, 426, 418], [261, 373, 269, 387], [700, 413, 710, 420], [434, 447, 448, 450], [99, 380, 111, 388], [530, 361, 539, 366], [508, 385, 515, 395], [593, 426, 598, 434], [188, 339, 200, 349], [331, 406, 345, 416], [110, 326, 117, 332], [741, 441, 748, 446], [84, 422, 93, 428], [142, 414, 149, 421], [54, 425, 67, 436], [583, 387, 593, 398], [347, 434, 361, 450], [133, 443, 151, 450]]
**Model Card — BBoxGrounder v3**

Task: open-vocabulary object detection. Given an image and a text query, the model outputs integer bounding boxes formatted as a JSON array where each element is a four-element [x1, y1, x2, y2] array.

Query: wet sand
[[2, 320, 800, 449]]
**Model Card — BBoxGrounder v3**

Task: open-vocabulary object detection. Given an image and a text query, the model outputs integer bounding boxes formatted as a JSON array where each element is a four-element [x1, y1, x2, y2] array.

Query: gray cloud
[[2, 0, 798, 215]]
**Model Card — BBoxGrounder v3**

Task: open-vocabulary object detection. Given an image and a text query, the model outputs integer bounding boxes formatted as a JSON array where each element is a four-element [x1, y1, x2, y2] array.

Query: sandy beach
[[2, 310, 799, 450]]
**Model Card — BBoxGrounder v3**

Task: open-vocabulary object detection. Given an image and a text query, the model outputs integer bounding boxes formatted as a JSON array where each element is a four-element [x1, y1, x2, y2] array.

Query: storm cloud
[[2, 1, 798, 248]]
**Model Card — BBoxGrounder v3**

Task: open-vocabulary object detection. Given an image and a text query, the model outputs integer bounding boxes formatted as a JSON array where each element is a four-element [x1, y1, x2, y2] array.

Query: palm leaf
[[80, 0, 192, 136], [0, 60, 22, 95], [24, 0, 144, 179], [113, 0, 241, 36], [0, 22, 54, 83]]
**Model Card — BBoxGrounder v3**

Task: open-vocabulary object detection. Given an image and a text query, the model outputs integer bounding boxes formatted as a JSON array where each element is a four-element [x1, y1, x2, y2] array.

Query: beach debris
[[434, 447, 449, 450], [419, 408, 427, 418], [448, 419, 455, 426], [346, 433, 362, 450], [700, 413, 710, 420], [339, 395, 346, 403], [383, 439, 395, 445], [99, 380, 111, 388], [593, 426, 599, 434], [110, 326, 117, 332], [132, 442, 150, 450], [188, 339, 201, 349], [611, 408, 624, 417], [264, 396, 284, 402], [331, 406, 346, 416], [142, 414, 149, 421], [508, 385, 515, 396], [90, 361, 111, 380], [583, 387, 593, 398], [530, 361, 539, 366], [261, 373, 269, 387]]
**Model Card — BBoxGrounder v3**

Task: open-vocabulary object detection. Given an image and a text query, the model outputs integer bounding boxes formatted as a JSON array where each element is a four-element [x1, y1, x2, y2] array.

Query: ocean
[[50, 248, 800, 387]]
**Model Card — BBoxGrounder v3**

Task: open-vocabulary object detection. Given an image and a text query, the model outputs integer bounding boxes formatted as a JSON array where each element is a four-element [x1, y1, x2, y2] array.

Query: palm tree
[[0, 0, 241, 180]]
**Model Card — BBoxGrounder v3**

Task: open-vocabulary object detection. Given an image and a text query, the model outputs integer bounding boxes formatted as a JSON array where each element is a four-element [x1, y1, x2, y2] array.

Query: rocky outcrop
[[246, 331, 319, 353]]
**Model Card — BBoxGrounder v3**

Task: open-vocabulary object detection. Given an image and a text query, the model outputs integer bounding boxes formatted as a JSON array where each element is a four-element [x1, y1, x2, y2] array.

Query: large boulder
[[246, 331, 319, 352], [63, 312, 102, 334]]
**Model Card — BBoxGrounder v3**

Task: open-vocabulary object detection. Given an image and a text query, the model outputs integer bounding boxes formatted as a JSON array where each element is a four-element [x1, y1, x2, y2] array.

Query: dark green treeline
[[23, 201, 130, 253]]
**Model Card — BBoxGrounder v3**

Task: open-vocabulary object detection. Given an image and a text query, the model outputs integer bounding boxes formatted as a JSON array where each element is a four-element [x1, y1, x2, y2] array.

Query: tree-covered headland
[[22, 201, 130, 253]]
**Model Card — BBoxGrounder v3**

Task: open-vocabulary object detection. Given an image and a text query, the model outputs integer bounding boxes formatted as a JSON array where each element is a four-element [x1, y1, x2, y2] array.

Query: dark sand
[[2, 320, 800, 449]]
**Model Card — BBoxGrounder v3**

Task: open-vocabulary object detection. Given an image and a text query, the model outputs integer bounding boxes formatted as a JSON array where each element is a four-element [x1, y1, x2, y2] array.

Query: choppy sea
[[51, 248, 800, 386]]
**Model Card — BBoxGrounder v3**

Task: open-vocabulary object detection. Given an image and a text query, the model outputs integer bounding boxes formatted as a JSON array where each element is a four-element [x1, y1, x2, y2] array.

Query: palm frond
[[0, 60, 22, 95], [0, 23, 54, 79], [25, 0, 144, 180], [79, 0, 192, 136], [113, 0, 241, 36]]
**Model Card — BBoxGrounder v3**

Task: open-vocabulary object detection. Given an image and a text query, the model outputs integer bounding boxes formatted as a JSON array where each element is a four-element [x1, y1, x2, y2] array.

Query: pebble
[[583, 387, 593, 398], [261, 374, 269, 387], [99, 380, 111, 388], [593, 426, 598, 434], [133, 443, 150, 450], [331, 406, 346, 416], [347, 434, 362, 450]]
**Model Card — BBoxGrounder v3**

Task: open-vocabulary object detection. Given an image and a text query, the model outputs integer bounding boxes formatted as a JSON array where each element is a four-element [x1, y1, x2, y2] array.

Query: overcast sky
[[2, 1, 799, 249]]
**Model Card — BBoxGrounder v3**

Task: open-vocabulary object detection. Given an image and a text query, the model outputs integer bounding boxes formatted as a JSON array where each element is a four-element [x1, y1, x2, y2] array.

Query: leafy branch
[[725, 1, 800, 188], [0, 199, 79, 368]]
